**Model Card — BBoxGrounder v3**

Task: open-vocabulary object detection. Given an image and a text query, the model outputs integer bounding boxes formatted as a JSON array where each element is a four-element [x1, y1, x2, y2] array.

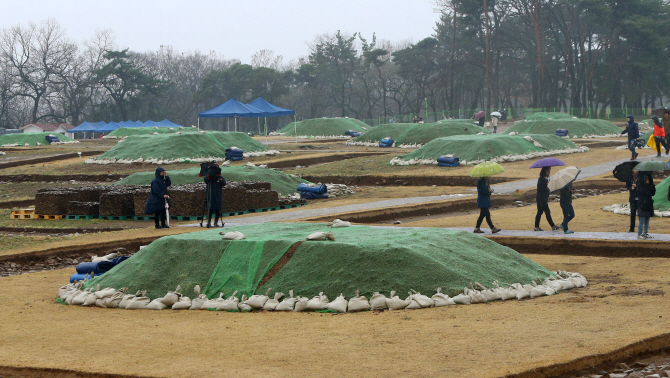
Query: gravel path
[[448, 227, 670, 241]]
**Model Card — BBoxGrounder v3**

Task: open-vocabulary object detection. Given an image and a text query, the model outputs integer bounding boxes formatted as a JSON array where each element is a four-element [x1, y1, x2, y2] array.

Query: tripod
[[199, 180, 223, 228]]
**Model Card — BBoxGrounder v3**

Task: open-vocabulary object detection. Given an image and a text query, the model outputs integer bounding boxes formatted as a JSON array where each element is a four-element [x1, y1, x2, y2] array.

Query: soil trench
[[0, 151, 104, 170], [300, 174, 519, 187], [263, 152, 389, 169], [0, 366, 146, 378], [0, 174, 124, 183], [0, 199, 35, 209]]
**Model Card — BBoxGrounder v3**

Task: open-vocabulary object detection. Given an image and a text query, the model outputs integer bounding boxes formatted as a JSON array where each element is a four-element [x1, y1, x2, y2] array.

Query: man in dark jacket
[[558, 182, 575, 234], [145, 167, 171, 229], [203, 161, 226, 228], [626, 171, 639, 232], [636, 172, 656, 239], [620, 115, 639, 160], [663, 111, 670, 154], [534, 166, 560, 231]]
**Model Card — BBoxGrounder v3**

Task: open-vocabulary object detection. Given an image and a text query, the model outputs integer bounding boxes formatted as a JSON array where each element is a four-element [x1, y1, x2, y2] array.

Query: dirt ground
[[0, 254, 669, 377]]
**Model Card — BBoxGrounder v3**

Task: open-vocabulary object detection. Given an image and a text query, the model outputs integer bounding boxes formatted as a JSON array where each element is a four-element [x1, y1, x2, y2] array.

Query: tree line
[[1, 0, 668, 131]]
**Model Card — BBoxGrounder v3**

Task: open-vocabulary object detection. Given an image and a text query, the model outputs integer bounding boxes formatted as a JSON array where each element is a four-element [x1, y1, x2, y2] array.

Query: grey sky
[[2, 0, 441, 63]]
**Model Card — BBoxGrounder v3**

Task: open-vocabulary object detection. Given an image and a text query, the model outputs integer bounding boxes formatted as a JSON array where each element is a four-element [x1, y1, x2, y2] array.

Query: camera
[[199, 161, 222, 182]]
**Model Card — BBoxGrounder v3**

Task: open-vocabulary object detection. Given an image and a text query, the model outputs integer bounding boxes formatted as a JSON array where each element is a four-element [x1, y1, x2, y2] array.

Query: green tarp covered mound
[[653, 176, 670, 211], [115, 166, 309, 196], [85, 223, 553, 300], [277, 118, 369, 137], [507, 113, 622, 138], [106, 127, 198, 138], [351, 120, 490, 146], [392, 134, 585, 165], [0, 132, 76, 146], [86, 131, 269, 164], [525, 112, 575, 121]]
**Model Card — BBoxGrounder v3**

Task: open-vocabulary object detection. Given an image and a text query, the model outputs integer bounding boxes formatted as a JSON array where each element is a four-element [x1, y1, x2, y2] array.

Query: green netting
[[94, 131, 267, 161], [114, 165, 309, 196], [85, 223, 553, 300], [0, 132, 74, 146], [507, 114, 622, 137], [277, 118, 369, 136], [107, 127, 199, 137], [399, 134, 580, 162], [653, 176, 670, 211], [354, 120, 490, 145], [524, 112, 575, 121]]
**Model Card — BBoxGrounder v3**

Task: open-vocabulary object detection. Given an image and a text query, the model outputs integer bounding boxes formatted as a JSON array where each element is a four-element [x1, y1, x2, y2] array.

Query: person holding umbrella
[[652, 115, 667, 157], [490, 111, 502, 134], [145, 167, 171, 229], [469, 162, 503, 234], [530, 158, 565, 231], [620, 115, 639, 160], [626, 170, 639, 233], [548, 166, 581, 234], [636, 172, 656, 239]]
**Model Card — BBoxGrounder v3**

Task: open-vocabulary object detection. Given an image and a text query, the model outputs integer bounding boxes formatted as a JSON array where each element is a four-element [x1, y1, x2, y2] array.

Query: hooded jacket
[[204, 168, 226, 211], [476, 178, 491, 209], [653, 116, 665, 137], [636, 173, 656, 217], [663, 113, 670, 136], [144, 167, 172, 214], [621, 115, 639, 140]]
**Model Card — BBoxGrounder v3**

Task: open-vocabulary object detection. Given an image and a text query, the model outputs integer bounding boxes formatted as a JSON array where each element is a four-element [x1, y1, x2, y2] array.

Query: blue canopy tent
[[96, 122, 122, 132], [158, 119, 182, 128], [69, 122, 99, 132], [198, 98, 266, 132], [247, 97, 296, 137]]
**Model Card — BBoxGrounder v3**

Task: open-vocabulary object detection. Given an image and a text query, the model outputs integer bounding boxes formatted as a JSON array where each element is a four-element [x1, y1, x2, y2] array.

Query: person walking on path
[[558, 182, 575, 234], [203, 161, 226, 228], [620, 115, 639, 160], [636, 172, 656, 239], [491, 114, 499, 134], [535, 166, 560, 231], [663, 111, 670, 153], [626, 170, 639, 232], [473, 177, 501, 234], [145, 167, 171, 229], [652, 115, 667, 157]]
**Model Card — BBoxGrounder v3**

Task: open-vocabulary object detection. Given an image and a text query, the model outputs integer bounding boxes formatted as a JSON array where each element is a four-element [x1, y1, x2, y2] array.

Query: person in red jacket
[[653, 115, 667, 157]]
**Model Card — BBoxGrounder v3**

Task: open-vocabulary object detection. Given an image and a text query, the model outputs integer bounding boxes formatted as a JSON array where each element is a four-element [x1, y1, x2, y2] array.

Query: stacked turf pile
[[84, 223, 556, 301], [0, 132, 77, 146], [86, 131, 275, 164], [115, 165, 309, 196], [392, 134, 587, 165], [106, 127, 198, 138], [277, 118, 369, 137], [506, 112, 622, 138], [349, 120, 489, 147]]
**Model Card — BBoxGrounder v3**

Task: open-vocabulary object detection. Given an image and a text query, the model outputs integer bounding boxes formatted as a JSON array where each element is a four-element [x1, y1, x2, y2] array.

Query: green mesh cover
[[114, 165, 309, 196], [653, 176, 670, 211], [95, 131, 267, 161], [86, 223, 553, 300], [277, 118, 369, 136], [354, 120, 490, 145], [400, 134, 580, 162], [507, 117, 622, 137], [524, 112, 575, 121], [107, 127, 199, 137], [0, 132, 74, 146]]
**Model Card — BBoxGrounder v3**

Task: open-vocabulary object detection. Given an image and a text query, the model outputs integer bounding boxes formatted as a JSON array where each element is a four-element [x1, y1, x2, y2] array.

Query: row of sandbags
[[389, 146, 590, 166], [57, 271, 587, 312], [602, 203, 670, 217]]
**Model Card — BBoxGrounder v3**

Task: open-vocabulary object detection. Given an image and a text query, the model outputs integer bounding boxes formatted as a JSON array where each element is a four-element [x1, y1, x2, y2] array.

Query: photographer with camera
[[145, 167, 171, 229], [202, 160, 226, 228]]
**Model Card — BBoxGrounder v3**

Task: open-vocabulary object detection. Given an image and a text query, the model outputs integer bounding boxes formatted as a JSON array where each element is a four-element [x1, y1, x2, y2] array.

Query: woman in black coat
[[204, 162, 226, 228], [636, 172, 656, 240], [534, 166, 559, 231], [145, 167, 171, 229]]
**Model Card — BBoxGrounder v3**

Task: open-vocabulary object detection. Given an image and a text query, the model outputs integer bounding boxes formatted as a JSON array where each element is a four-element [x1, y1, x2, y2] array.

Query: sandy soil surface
[[0, 254, 669, 377], [400, 191, 670, 234]]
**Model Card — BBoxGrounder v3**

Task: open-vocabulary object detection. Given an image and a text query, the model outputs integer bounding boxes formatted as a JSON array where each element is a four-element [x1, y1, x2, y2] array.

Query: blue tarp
[[69, 122, 99, 132], [158, 119, 182, 127], [97, 122, 122, 132], [247, 97, 295, 117], [198, 98, 264, 118]]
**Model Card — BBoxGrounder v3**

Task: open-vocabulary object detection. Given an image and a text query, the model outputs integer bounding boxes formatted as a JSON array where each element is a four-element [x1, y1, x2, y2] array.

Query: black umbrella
[[652, 106, 670, 118], [612, 161, 639, 182]]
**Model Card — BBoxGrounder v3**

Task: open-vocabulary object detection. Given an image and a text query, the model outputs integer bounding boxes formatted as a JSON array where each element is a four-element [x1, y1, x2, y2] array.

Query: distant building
[[20, 123, 75, 139], [0, 128, 21, 136]]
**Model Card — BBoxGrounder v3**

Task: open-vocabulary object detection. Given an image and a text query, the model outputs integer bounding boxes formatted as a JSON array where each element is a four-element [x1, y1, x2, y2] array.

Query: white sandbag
[[94, 287, 116, 299], [293, 296, 309, 312], [81, 292, 98, 306], [95, 298, 106, 308], [101, 288, 127, 308], [220, 231, 246, 240], [202, 292, 225, 310], [347, 290, 371, 312], [369, 292, 388, 310], [410, 290, 435, 308], [92, 252, 118, 262], [542, 278, 563, 292], [58, 282, 79, 300], [263, 292, 284, 311], [466, 287, 486, 304], [509, 283, 530, 300], [385, 291, 410, 310], [217, 291, 239, 311], [432, 288, 455, 306], [146, 298, 168, 310], [306, 292, 330, 310], [118, 291, 139, 308], [306, 231, 335, 241], [326, 294, 348, 313], [171, 296, 192, 310], [189, 294, 208, 310], [275, 290, 298, 311], [451, 293, 472, 305], [161, 285, 182, 307], [125, 294, 150, 309], [556, 279, 575, 290], [330, 219, 351, 228], [405, 295, 422, 309], [246, 288, 272, 309], [71, 289, 93, 306], [238, 295, 253, 311]]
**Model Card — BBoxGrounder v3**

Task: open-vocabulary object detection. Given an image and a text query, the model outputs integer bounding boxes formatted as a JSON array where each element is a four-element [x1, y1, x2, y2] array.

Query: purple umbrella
[[529, 157, 566, 168], [474, 110, 486, 119]]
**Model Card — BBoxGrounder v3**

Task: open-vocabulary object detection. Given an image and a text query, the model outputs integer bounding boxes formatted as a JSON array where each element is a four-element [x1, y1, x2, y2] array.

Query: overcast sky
[[2, 0, 442, 63]]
